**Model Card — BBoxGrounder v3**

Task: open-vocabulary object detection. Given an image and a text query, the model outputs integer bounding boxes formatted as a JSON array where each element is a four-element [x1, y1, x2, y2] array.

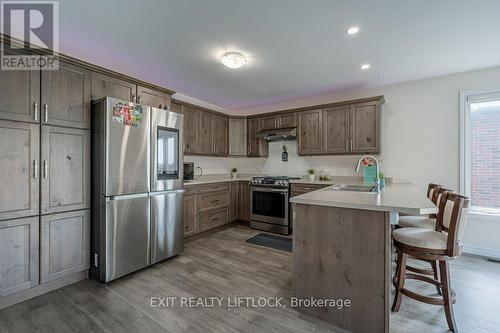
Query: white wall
[[185, 65, 500, 256]]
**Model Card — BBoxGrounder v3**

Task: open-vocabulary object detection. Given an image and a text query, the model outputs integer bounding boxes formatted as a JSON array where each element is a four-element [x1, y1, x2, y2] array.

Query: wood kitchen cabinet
[[298, 109, 323, 155], [41, 126, 90, 214], [0, 51, 40, 123], [297, 96, 383, 156], [213, 113, 228, 157], [179, 104, 198, 154], [41, 61, 91, 129], [239, 181, 251, 221], [170, 100, 181, 113], [350, 101, 380, 153], [183, 194, 197, 236], [323, 105, 350, 154], [0, 121, 39, 221], [229, 181, 239, 221], [40, 209, 90, 284], [229, 117, 247, 156], [0, 216, 39, 297], [197, 110, 214, 155], [247, 118, 268, 157], [137, 85, 171, 109], [259, 112, 297, 130], [91, 72, 136, 102]]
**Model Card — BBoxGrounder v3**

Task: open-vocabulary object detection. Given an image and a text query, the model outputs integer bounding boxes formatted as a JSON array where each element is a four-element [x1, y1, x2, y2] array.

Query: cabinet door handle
[[132, 94, 136, 103], [33, 160, 38, 179], [350, 140, 353, 151], [159, 104, 163, 109], [43, 160, 48, 178], [345, 140, 349, 151], [138, 95, 143, 103], [43, 104, 48, 123], [33, 102, 38, 121]]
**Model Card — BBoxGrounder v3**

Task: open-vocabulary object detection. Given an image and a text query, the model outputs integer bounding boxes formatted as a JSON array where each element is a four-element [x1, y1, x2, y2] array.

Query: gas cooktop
[[249, 176, 301, 188]]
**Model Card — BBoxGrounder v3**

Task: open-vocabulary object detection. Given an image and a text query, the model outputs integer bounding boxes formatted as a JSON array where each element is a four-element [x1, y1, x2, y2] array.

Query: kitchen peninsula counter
[[289, 182, 437, 333]]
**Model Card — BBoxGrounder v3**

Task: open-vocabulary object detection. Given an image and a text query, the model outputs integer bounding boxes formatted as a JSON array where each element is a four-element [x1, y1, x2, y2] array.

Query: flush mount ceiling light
[[360, 63, 371, 70], [346, 26, 360, 35], [220, 52, 247, 69]]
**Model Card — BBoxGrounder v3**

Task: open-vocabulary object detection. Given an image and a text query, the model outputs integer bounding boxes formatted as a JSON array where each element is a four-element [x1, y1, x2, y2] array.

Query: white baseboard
[[463, 244, 500, 259]]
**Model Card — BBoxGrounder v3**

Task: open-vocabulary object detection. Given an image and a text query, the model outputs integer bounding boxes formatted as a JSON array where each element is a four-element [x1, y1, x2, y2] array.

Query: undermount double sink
[[328, 184, 379, 193]]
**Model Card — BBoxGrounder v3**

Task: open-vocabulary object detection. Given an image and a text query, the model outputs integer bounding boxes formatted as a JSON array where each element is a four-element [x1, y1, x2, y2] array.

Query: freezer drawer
[[150, 190, 184, 264], [101, 193, 150, 282]]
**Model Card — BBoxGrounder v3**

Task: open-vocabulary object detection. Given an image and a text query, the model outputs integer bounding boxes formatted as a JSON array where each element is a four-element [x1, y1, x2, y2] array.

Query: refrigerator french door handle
[[33, 160, 38, 179], [43, 104, 48, 123], [43, 160, 48, 178], [33, 102, 38, 121]]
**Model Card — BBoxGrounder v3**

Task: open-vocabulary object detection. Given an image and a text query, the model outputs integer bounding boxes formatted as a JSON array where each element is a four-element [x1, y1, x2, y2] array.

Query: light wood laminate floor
[[1, 225, 499, 333]]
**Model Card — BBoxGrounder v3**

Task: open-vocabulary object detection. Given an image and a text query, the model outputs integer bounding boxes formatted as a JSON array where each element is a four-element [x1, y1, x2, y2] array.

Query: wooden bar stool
[[397, 183, 444, 229], [395, 187, 452, 284], [392, 192, 470, 333]]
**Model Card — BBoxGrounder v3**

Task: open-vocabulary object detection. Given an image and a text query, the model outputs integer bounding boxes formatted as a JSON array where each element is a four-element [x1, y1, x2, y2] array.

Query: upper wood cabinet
[[0, 121, 39, 221], [297, 97, 383, 155], [0, 51, 40, 123], [213, 114, 228, 157], [170, 100, 181, 113], [350, 101, 380, 153], [41, 126, 90, 215], [179, 104, 198, 154], [91, 72, 136, 102], [228, 117, 247, 156], [197, 110, 214, 155], [259, 112, 297, 130], [137, 85, 171, 109], [247, 118, 268, 157], [298, 109, 323, 155], [323, 105, 349, 154], [260, 115, 277, 131], [41, 61, 91, 129]]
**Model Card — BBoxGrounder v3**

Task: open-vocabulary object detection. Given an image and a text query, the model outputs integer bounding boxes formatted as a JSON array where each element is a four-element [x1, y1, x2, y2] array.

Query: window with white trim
[[460, 88, 500, 215]]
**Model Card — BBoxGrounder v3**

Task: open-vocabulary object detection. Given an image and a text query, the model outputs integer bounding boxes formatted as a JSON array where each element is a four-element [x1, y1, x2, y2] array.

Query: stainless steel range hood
[[255, 127, 297, 141]]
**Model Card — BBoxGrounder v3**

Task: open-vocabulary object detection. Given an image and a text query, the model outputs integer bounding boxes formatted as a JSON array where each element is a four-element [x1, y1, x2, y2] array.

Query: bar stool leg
[[392, 250, 407, 312], [431, 260, 442, 295], [439, 261, 458, 333]]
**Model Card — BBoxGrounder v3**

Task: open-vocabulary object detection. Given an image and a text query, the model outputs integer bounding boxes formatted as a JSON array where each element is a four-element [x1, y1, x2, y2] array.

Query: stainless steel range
[[249, 176, 298, 235]]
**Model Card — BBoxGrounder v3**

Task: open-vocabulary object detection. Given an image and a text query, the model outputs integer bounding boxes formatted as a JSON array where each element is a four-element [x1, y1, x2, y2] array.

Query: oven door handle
[[250, 187, 288, 193]]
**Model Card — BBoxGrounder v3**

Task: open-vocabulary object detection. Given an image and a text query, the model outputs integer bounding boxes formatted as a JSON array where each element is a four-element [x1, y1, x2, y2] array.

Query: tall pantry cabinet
[[0, 59, 91, 301]]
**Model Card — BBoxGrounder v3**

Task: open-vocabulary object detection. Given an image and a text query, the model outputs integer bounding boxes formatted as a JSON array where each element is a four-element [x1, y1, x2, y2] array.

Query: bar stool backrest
[[436, 192, 471, 257]]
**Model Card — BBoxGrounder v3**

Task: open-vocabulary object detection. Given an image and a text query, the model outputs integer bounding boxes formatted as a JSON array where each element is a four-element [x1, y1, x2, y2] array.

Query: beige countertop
[[183, 174, 254, 186], [289, 182, 437, 215]]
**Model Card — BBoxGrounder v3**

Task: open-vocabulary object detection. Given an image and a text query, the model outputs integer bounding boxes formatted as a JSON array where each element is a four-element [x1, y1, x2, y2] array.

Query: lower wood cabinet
[[290, 183, 330, 197], [183, 194, 197, 236], [229, 181, 239, 222], [40, 209, 90, 284], [239, 181, 250, 221], [198, 208, 228, 232], [183, 181, 243, 237], [0, 216, 39, 297]]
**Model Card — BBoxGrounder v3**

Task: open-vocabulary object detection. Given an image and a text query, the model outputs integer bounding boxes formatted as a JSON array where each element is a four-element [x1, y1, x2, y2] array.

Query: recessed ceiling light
[[220, 52, 247, 69], [360, 63, 371, 70], [346, 26, 360, 35]]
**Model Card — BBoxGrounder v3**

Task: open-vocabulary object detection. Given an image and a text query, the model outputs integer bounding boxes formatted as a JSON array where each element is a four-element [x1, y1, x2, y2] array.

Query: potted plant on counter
[[307, 168, 315, 181], [231, 167, 238, 179]]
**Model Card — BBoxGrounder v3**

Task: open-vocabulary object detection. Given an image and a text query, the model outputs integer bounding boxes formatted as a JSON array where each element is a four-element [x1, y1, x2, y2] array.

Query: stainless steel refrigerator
[[91, 97, 184, 282]]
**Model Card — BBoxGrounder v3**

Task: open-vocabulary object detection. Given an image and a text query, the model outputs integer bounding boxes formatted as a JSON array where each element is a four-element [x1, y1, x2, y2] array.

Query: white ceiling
[[59, 0, 500, 110]]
